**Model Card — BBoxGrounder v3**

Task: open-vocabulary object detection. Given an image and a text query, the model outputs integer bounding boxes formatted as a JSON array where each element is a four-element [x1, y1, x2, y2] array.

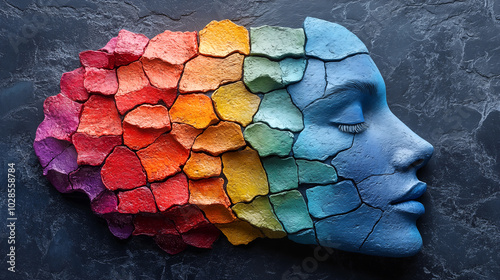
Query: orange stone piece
[[170, 123, 203, 150], [142, 30, 198, 65], [179, 53, 244, 93], [199, 204, 237, 224], [192, 121, 246, 156], [199, 20, 250, 57], [117, 61, 149, 95], [136, 134, 190, 182], [115, 85, 177, 115], [77, 95, 122, 137], [141, 58, 184, 89], [169, 94, 219, 129], [122, 123, 167, 150], [183, 152, 221, 179], [188, 177, 230, 206], [124, 104, 171, 130]]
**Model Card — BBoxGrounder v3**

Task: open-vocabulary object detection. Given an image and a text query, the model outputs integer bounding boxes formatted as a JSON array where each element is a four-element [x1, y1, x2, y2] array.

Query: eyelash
[[338, 122, 368, 134]]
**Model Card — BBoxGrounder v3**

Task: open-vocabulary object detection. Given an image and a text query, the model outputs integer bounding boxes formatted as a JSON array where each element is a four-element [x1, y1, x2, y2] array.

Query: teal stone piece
[[250, 25, 305, 59], [262, 156, 298, 193], [288, 228, 318, 245], [287, 59, 326, 110], [253, 89, 304, 132], [303, 17, 368, 61], [280, 58, 306, 85], [296, 159, 338, 184], [315, 204, 382, 251], [269, 190, 313, 234], [243, 123, 293, 157], [306, 181, 361, 219], [243, 56, 283, 93]]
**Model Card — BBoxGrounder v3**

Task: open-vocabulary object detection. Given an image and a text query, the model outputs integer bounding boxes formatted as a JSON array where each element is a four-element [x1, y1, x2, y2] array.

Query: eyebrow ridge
[[327, 80, 377, 97]]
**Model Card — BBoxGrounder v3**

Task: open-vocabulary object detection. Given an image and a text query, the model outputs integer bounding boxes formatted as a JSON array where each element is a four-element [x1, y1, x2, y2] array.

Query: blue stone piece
[[296, 159, 337, 184], [306, 181, 362, 219], [288, 228, 318, 245], [287, 59, 325, 110], [262, 156, 298, 193], [303, 17, 368, 61], [315, 204, 382, 251], [253, 89, 304, 132], [280, 58, 306, 85], [269, 190, 313, 234]]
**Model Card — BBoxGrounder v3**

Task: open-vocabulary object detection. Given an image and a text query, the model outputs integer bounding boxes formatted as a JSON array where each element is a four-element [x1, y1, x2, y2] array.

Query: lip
[[391, 182, 427, 205], [392, 201, 425, 216]]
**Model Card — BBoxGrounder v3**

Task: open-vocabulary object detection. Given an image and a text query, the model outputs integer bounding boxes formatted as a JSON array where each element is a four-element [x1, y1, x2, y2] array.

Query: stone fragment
[[250, 25, 305, 59], [181, 224, 220, 249], [43, 146, 78, 194], [288, 229, 318, 245], [169, 94, 219, 129], [303, 17, 368, 61], [91, 191, 118, 215], [211, 81, 261, 127], [287, 59, 326, 110], [79, 50, 115, 69], [170, 123, 203, 150], [222, 147, 269, 204], [164, 205, 209, 234], [262, 157, 298, 193], [133, 214, 177, 236], [154, 234, 187, 255], [115, 85, 177, 115], [143, 30, 198, 65], [124, 104, 170, 130], [118, 186, 157, 214], [243, 123, 293, 157], [243, 56, 283, 93], [83, 67, 118, 96], [60, 67, 89, 102], [122, 123, 166, 150], [216, 219, 264, 245], [101, 146, 146, 191], [269, 190, 313, 234], [151, 173, 189, 212], [33, 137, 71, 168], [188, 177, 230, 206], [183, 152, 222, 179], [141, 58, 184, 89], [137, 134, 190, 182], [280, 58, 306, 85], [114, 29, 149, 66], [192, 121, 245, 156], [199, 20, 250, 57], [102, 213, 134, 239], [100, 36, 117, 53], [306, 181, 361, 219], [72, 133, 122, 166], [117, 61, 149, 95], [315, 204, 382, 250], [232, 196, 286, 239], [35, 93, 83, 142], [296, 159, 338, 184], [69, 166, 106, 201], [198, 204, 236, 224], [253, 89, 304, 132], [179, 54, 244, 93], [77, 95, 122, 137]]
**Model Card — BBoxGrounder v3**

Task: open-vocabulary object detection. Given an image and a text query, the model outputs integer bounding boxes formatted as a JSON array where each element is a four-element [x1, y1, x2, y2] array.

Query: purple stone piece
[[102, 213, 134, 240], [91, 190, 118, 215], [33, 137, 71, 168], [43, 145, 78, 193], [69, 166, 106, 201]]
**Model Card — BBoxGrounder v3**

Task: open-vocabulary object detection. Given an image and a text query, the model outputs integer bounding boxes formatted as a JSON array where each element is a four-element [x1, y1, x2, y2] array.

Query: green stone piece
[[253, 89, 304, 132], [243, 56, 283, 93], [269, 190, 313, 234], [244, 123, 293, 157], [296, 159, 338, 184], [262, 156, 298, 193], [232, 196, 286, 239], [280, 58, 306, 85], [250, 26, 305, 59]]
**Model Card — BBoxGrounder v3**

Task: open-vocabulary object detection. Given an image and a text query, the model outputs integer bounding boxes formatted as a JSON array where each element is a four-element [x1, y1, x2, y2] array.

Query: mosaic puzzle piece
[[99, 36, 117, 53], [170, 123, 203, 150], [243, 56, 282, 93], [77, 95, 122, 137], [35, 93, 82, 142], [199, 19, 250, 57], [165, 205, 209, 234], [169, 94, 219, 129], [183, 152, 222, 179], [60, 67, 88, 102], [72, 133, 121, 166], [211, 81, 260, 127], [116, 61, 149, 95], [101, 146, 146, 191], [141, 58, 184, 89], [216, 219, 264, 245], [250, 25, 305, 59], [280, 58, 306, 85], [269, 190, 313, 234], [192, 121, 245, 156], [124, 104, 170, 130], [114, 29, 149, 66], [115, 85, 177, 115], [118, 186, 157, 214], [83, 67, 118, 96], [79, 50, 115, 69], [123, 123, 166, 150], [306, 181, 361, 219], [33, 137, 71, 168], [69, 166, 106, 201], [253, 89, 304, 132], [189, 177, 230, 206], [143, 30, 198, 65], [150, 173, 189, 212], [287, 58, 326, 110], [296, 159, 338, 184], [262, 156, 298, 193], [244, 123, 293, 157], [91, 191, 118, 215], [43, 145, 78, 194], [198, 204, 236, 224]]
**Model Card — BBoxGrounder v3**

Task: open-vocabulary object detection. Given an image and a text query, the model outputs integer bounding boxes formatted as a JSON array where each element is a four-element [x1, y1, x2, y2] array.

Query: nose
[[391, 124, 434, 172]]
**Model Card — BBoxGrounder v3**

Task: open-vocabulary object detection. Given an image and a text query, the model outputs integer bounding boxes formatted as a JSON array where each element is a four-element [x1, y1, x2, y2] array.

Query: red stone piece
[[122, 123, 166, 150], [170, 123, 203, 150], [143, 30, 198, 65], [79, 50, 115, 69], [60, 67, 89, 102], [142, 58, 184, 89], [154, 234, 187, 255], [77, 95, 123, 137], [181, 224, 220, 249], [83, 67, 118, 95], [100, 37, 117, 53], [118, 186, 157, 214], [151, 173, 189, 212], [133, 214, 178, 236], [101, 146, 146, 191], [72, 133, 122, 166], [164, 205, 209, 234], [115, 85, 177, 115], [114, 29, 149, 66]]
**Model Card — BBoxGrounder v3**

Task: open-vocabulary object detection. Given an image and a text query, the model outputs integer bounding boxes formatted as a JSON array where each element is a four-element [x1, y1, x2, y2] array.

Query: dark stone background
[[1, 0, 499, 279]]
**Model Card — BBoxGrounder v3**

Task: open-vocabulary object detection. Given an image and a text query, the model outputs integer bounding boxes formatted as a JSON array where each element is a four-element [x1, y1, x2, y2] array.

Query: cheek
[[293, 124, 353, 161]]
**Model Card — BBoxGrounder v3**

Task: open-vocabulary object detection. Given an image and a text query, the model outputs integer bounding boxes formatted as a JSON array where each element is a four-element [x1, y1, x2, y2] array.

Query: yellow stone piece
[[199, 20, 250, 57], [212, 81, 261, 127], [183, 152, 222, 179], [232, 196, 286, 239], [222, 147, 269, 203], [216, 219, 264, 245]]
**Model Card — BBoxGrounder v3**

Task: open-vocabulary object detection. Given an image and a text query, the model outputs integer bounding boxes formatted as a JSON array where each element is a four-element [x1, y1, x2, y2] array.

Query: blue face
[[287, 18, 434, 257]]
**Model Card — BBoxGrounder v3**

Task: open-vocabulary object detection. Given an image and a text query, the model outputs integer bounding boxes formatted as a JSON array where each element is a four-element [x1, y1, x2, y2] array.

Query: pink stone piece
[[114, 29, 149, 66], [91, 190, 118, 215], [83, 67, 118, 95], [79, 50, 115, 69], [72, 133, 122, 166], [60, 67, 89, 102]]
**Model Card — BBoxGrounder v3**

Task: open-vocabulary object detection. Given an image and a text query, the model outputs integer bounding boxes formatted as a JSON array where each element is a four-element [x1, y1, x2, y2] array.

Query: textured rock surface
[[60, 67, 88, 102], [141, 58, 184, 89], [262, 156, 298, 193], [79, 50, 115, 69], [216, 219, 263, 245], [115, 85, 177, 114], [250, 25, 305, 59], [183, 152, 222, 179], [243, 122, 294, 157], [296, 159, 338, 184], [199, 19, 250, 57], [243, 56, 283, 93], [114, 29, 149, 66], [72, 133, 122, 166], [211, 81, 261, 127], [116, 61, 149, 95], [101, 146, 146, 191], [117, 186, 157, 214], [192, 121, 246, 155], [280, 58, 306, 84], [188, 177, 230, 206], [3, 1, 500, 279], [170, 123, 203, 150], [169, 94, 219, 129], [150, 173, 189, 212], [83, 67, 118, 95], [269, 190, 313, 234], [253, 89, 304, 132], [77, 95, 122, 137], [142, 30, 198, 65], [306, 181, 361, 218]]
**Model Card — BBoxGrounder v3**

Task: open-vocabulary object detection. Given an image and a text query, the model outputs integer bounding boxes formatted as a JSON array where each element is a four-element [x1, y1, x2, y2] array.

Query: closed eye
[[338, 122, 368, 134]]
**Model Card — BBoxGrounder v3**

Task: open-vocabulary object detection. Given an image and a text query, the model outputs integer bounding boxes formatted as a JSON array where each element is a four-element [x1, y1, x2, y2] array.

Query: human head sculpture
[[34, 17, 433, 257]]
